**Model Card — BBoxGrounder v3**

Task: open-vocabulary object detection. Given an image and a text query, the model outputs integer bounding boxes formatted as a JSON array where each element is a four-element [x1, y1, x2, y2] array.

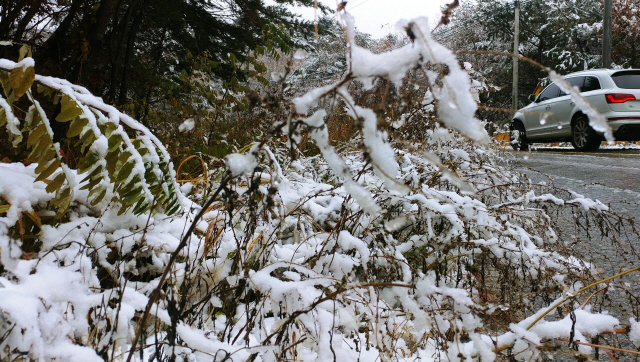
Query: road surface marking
[[505, 150, 640, 156]]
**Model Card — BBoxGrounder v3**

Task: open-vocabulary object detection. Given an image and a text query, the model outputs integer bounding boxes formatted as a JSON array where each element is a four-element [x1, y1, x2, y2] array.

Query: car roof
[[564, 68, 640, 77]]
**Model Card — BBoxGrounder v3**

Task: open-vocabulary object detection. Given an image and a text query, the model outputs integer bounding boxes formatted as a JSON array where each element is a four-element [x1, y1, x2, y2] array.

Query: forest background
[[2, 0, 640, 161]]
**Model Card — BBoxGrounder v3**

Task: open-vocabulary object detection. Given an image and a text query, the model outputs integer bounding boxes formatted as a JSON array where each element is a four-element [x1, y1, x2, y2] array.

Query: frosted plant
[[1, 10, 639, 362], [0, 55, 183, 219]]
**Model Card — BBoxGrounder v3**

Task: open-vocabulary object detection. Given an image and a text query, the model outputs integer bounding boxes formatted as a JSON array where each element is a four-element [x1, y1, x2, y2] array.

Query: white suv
[[511, 69, 640, 151]]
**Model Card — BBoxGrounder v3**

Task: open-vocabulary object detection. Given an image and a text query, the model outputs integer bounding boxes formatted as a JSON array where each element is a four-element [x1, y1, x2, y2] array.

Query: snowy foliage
[[1, 135, 630, 361], [1, 10, 639, 362], [0, 57, 183, 218]]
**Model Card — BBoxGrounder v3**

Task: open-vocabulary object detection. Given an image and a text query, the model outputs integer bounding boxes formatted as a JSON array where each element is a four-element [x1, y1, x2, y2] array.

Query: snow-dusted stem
[[125, 176, 229, 362]]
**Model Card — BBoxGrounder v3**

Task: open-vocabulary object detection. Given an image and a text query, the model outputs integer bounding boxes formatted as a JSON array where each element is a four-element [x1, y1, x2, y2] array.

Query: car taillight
[[605, 93, 636, 103]]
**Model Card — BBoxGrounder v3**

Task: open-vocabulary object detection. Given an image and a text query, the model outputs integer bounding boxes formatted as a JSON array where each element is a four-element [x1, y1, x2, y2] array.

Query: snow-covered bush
[[0, 52, 182, 218], [1, 10, 639, 362]]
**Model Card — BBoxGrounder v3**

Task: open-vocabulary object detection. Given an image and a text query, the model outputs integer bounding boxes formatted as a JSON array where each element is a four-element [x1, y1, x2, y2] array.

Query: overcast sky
[[294, 0, 454, 38]]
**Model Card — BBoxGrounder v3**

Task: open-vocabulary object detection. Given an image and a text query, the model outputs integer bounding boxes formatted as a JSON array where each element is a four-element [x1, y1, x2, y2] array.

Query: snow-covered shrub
[[0, 53, 182, 218], [1, 10, 639, 362]]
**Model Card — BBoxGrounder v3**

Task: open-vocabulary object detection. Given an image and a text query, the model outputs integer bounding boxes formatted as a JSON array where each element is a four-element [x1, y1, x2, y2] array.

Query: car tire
[[510, 121, 529, 151], [571, 115, 601, 151]]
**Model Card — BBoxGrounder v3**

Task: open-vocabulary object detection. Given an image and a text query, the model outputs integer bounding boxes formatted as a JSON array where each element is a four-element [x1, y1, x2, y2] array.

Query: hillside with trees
[[435, 0, 640, 124]]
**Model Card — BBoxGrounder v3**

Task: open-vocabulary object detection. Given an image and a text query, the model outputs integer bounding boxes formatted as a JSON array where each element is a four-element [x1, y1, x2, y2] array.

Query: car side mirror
[[528, 94, 537, 102]]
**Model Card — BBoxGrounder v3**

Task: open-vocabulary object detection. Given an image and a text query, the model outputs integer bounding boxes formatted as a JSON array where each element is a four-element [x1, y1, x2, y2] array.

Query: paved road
[[508, 147, 640, 217], [508, 148, 640, 361], [507, 146, 640, 266]]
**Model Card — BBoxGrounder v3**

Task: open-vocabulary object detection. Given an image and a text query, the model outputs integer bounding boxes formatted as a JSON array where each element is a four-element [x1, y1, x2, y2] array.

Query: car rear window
[[611, 71, 640, 89]]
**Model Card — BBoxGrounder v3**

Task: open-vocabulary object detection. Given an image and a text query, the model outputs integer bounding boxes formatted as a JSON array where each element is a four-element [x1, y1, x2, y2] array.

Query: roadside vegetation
[[1, 1, 640, 361]]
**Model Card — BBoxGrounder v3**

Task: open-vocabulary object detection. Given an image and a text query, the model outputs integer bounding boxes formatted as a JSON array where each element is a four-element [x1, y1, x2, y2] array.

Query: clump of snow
[[270, 72, 285, 82], [13, 56, 35, 71], [224, 144, 259, 177], [178, 118, 195, 132], [293, 49, 308, 60], [630, 318, 640, 345], [0, 95, 20, 137]]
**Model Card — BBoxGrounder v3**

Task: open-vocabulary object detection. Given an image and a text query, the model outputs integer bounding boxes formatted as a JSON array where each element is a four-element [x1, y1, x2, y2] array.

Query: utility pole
[[603, 0, 612, 68], [512, 0, 520, 113]]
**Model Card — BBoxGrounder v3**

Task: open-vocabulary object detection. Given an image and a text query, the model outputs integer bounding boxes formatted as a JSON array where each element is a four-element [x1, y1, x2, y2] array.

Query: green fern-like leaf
[[0, 57, 183, 218]]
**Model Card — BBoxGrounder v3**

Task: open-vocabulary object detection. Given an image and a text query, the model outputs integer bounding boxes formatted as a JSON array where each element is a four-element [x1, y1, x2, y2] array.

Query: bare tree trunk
[[77, 0, 120, 87], [118, 9, 143, 105], [140, 29, 168, 125], [40, 0, 84, 77], [0, 0, 24, 38], [13, 0, 44, 42], [107, 1, 136, 103]]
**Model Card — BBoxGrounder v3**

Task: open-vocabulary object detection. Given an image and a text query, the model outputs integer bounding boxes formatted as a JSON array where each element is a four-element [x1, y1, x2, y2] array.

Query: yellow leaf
[[117, 204, 130, 215], [26, 137, 50, 162], [35, 159, 61, 182], [88, 185, 104, 198], [117, 151, 132, 163], [56, 105, 82, 122], [35, 148, 56, 167], [34, 158, 49, 173], [18, 45, 27, 62], [57, 187, 72, 201], [108, 133, 122, 152], [17, 216, 24, 240], [55, 198, 72, 219], [116, 161, 135, 182], [9, 65, 35, 98], [67, 117, 89, 138], [45, 173, 66, 193], [24, 211, 42, 228], [80, 164, 102, 184], [75, 128, 94, 148], [90, 189, 107, 206], [27, 124, 47, 147], [77, 153, 98, 174], [80, 176, 101, 191], [0, 204, 10, 214]]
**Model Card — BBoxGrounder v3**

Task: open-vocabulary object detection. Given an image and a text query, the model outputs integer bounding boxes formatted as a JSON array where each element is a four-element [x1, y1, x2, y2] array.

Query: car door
[[580, 75, 603, 110], [550, 76, 585, 138], [524, 83, 561, 139]]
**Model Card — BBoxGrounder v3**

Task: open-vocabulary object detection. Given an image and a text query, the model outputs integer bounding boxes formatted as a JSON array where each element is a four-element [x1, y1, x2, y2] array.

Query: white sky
[[294, 0, 454, 38]]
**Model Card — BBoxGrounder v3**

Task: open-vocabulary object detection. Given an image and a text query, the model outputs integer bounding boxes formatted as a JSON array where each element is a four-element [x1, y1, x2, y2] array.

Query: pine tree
[[1, 0, 329, 111]]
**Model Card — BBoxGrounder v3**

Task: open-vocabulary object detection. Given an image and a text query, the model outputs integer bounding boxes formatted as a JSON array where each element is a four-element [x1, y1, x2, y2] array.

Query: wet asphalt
[[506, 147, 640, 360], [508, 147, 640, 217]]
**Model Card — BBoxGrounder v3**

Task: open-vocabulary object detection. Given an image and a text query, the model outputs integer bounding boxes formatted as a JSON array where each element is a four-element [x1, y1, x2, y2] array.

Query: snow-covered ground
[[3, 132, 639, 361]]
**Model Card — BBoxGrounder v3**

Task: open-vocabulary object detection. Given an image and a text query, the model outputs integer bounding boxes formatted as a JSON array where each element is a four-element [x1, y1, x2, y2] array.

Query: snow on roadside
[[0, 134, 625, 361]]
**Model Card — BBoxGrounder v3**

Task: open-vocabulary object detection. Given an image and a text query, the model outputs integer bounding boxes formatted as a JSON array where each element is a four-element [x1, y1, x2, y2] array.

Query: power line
[[348, 0, 374, 10]]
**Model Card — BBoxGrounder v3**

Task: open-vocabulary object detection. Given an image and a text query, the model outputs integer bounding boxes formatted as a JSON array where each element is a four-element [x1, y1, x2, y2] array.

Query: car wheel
[[510, 122, 529, 151], [571, 115, 600, 151]]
